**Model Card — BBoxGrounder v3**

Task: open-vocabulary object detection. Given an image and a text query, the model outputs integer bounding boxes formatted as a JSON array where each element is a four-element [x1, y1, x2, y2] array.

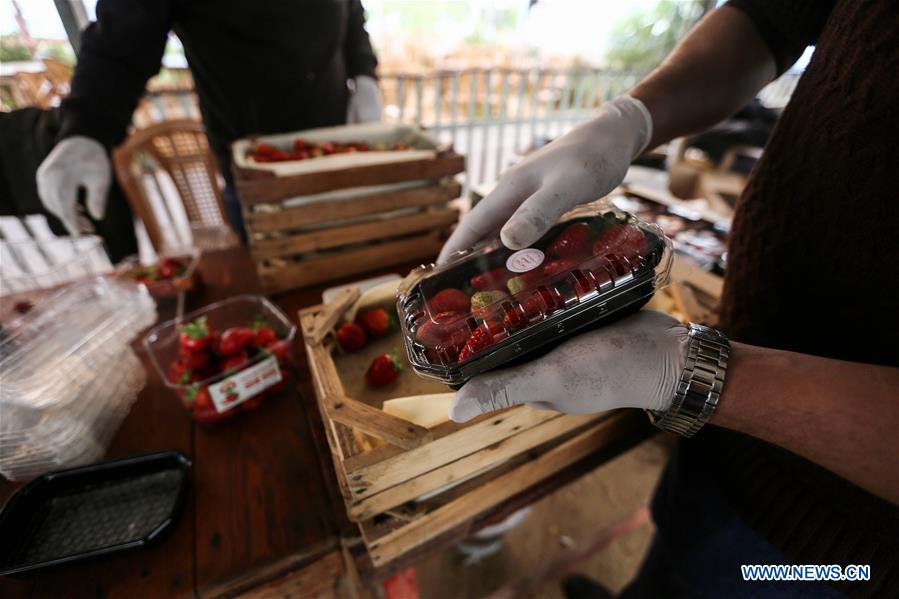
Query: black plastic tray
[[0, 451, 191, 576]]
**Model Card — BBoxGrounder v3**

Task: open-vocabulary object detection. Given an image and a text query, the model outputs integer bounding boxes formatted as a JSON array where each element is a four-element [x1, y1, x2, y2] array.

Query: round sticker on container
[[506, 248, 545, 273]]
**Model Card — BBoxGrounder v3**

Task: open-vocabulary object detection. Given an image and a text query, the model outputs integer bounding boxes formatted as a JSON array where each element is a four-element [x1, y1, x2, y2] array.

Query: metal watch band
[[647, 323, 730, 438]]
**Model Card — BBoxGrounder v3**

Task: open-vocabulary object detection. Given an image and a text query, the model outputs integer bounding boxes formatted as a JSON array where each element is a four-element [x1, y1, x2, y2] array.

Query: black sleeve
[[343, 0, 378, 79], [58, 0, 172, 149], [727, 0, 836, 74]]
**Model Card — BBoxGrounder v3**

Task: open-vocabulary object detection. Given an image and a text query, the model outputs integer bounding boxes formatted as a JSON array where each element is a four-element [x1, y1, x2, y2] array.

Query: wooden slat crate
[[299, 287, 654, 568], [234, 146, 465, 293]]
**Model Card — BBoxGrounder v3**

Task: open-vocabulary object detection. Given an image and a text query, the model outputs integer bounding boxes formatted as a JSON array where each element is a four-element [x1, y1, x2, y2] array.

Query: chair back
[[112, 120, 237, 252]]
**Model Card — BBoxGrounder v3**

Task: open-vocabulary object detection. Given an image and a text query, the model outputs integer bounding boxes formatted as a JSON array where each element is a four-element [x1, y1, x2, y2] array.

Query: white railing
[[137, 66, 801, 191]]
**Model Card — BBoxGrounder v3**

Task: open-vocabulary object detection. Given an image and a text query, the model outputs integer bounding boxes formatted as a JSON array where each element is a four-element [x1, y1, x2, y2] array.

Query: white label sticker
[[505, 248, 545, 273], [209, 355, 282, 412]]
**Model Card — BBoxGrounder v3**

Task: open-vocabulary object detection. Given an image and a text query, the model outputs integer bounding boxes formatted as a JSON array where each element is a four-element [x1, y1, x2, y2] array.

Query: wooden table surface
[[0, 247, 654, 597], [0, 248, 346, 598]]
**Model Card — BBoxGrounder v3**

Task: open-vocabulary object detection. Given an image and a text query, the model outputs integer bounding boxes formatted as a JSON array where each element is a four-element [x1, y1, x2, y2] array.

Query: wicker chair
[[112, 120, 238, 252]]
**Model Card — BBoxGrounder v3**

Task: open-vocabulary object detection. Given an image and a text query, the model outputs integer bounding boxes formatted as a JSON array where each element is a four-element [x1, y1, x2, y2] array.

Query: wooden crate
[[300, 288, 653, 568], [234, 148, 466, 293]]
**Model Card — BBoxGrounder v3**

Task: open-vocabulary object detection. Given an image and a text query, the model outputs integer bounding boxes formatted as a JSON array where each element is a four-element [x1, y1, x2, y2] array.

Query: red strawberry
[[458, 322, 503, 362], [178, 346, 210, 370], [221, 351, 250, 373], [356, 308, 394, 338], [592, 224, 646, 260], [429, 288, 471, 314], [219, 327, 255, 356], [336, 321, 367, 352], [167, 361, 192, 385], [415, 311, 469, 347], [547, 223, 592, 259], [505, 288, 563, 328], [179, 316, 210, 353], [543, 258, 579, 280], [470, 290, 508, 321], [248, 315, 278, 347], [292, 138, 308, 151], [183, 385, 213, 410], [265, 339, 291, 364], [365, 353, 402, 387], [470, 267, 513, 292]]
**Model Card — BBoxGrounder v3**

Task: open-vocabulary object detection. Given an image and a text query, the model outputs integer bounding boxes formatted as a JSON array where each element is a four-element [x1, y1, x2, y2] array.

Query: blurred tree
[[605, 1, 706, 73], [0, 43, 33, 62]]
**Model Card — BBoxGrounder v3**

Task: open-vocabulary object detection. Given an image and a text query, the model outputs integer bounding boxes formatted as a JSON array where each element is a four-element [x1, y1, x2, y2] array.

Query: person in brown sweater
[[441, 0, 898, 596]]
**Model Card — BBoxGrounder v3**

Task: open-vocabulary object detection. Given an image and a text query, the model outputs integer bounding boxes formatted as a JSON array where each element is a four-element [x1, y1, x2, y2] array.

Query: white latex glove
[[346, 75, 383, 123], [449, 311, 688, 423], [438, 94, 652, 263], [36, 136, 112, 236]]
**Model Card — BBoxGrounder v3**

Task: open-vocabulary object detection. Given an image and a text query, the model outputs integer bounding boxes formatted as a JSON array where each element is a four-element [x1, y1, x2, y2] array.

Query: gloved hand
[[449, 311, 688, 423], [36, 136, 112, 236], [438, 94, 652, 263], [346, 75, 383, 123]]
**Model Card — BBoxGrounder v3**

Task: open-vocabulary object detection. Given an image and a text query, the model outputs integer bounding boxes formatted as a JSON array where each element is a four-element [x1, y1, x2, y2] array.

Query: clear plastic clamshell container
[[143, 295, 296, 425], [397, 202, 673, 388], [0, 277, 156, 480]]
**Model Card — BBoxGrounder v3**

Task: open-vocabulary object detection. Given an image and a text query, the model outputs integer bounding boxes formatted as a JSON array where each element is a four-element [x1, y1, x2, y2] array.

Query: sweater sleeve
[[343, 0, 379, 79], [726, 0, 836, 74], [58, 0, 173, 149]]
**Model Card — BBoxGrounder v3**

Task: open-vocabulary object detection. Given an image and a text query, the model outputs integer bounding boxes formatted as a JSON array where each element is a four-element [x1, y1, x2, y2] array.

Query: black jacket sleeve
[[58, 0, 172, 149], [727, 0, 836, 75], [343, 0, 378, 79]]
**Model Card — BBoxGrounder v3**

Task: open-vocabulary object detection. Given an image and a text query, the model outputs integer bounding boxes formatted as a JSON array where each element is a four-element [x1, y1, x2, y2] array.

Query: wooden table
[[0, 247, 653, 597]]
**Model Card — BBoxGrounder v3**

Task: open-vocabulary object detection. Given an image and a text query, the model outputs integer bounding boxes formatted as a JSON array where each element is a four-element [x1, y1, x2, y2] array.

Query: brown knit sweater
[[701, 0, 899, 596]]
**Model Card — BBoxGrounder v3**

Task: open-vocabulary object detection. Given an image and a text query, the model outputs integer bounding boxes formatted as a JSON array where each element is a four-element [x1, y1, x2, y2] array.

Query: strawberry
[[264, 339, 291, 364], [429, 288, 471, 314], [365, 353, 402, 387], [248, 315, 277, 347], [167, 361, 193, 385], [592, 224, 646, 260], [179, 316, 210, 353], [470, 267, 513, 292], [219, 327, 255, 356], [458, 322, 502, 362], [221, 351, 250, 373], [547, 223, 592, 259], [506, 270, 542, 295], [178, 346, 210, 370], [505, 288, 563, 329], [292, 138, 308, 151], [470, 290, 508, 320], [415, 311, 470, 348], [543, 258, 579, 280], [336, 321, 367, 352], [182, 385, 213, 410], [356, 308, 394, 338]]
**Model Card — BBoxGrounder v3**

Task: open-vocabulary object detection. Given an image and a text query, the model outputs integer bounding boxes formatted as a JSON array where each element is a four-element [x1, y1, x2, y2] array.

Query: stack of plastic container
[[0, 277, 156, 480]]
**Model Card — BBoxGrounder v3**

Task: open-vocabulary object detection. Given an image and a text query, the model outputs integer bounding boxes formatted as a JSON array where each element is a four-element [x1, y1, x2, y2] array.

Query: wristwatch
[[647, 323, 730, 437]]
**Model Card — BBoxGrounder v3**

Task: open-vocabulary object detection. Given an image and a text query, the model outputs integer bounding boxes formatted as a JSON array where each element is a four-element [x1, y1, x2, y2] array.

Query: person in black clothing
[[442, 0, 898, 597], [36, 0, 381, 242]]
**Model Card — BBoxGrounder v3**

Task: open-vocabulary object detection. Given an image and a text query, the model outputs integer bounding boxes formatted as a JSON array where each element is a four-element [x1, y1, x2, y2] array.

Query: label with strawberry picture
[[506, 248, 545, 273], [208, 355, 282, 412]]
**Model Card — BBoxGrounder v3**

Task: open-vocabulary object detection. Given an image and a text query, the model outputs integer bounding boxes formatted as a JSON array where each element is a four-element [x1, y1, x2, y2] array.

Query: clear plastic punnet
[[143, 295, 296, 425], [0, 277, 156, 480], [397, 202, 673, 388]]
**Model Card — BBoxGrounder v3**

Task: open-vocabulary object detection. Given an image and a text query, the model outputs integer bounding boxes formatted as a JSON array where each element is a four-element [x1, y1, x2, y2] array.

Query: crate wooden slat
[[245, 181, 461, 232], [235, 152, 464, 203], [300, 292, 654, 568], [258, 231, 447, 293]]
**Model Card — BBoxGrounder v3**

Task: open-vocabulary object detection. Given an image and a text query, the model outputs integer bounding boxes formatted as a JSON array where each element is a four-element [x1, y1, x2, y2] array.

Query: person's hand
[[36, 136, 112, 236], [438, 95, 652, 263], [449, 311, 688, 423], [346, 75, 383, 123]]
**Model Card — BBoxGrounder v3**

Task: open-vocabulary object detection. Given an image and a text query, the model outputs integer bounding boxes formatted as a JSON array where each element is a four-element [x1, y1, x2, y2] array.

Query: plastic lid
[[397, 201, 672, 381]]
